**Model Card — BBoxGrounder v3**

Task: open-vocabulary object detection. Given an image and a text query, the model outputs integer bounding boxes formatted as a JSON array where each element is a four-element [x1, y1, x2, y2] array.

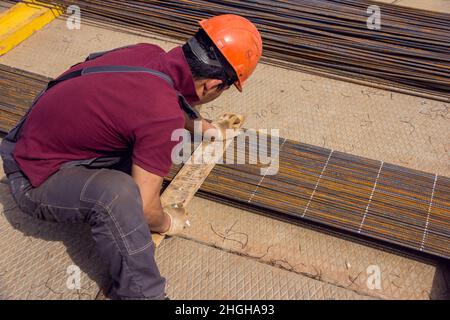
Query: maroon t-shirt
[[13, 44, 199, 187]]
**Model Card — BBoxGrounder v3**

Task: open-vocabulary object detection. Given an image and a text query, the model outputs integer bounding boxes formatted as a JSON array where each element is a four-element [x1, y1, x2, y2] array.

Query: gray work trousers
[[3, 158, 166, 300]]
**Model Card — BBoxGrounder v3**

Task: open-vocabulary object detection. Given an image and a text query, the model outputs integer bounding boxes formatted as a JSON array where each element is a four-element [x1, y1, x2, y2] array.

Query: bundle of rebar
[[34, 0, 450, 101], [1, 64, 449, 259], [0, 65, 49, 133]]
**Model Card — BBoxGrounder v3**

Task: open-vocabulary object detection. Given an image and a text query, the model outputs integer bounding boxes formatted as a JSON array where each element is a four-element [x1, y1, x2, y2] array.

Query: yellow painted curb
[[0, 1, 63, 56]]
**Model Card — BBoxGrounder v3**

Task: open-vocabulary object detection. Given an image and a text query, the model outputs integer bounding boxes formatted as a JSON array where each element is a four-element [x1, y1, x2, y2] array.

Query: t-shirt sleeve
[[132, 115, 184, 177]]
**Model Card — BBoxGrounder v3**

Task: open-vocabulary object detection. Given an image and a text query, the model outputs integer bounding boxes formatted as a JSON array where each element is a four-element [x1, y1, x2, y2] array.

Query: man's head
[[182, 14, 262, 105], [182, 29, 235, 105]]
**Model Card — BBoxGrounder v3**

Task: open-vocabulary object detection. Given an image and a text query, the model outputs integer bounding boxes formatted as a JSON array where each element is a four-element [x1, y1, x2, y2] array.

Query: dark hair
[[182, 29, 237, 89]]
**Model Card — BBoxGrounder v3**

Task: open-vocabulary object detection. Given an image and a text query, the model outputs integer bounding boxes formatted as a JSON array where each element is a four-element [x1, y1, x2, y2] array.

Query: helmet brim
[[234, 81, 243, 92]]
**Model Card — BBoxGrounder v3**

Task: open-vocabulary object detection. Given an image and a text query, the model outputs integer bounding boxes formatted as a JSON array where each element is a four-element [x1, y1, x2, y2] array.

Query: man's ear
[[205, 79, 223, 91]]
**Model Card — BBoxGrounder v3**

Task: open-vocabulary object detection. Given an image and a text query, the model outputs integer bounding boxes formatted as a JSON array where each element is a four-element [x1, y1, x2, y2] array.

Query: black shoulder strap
[[47, 66, 174, 89], [86, 45, 133, 61], [69, 45, 134, 68], [81, 47, 200, 120], [6, 65, 200, 143], [47, 65, 200, 120]]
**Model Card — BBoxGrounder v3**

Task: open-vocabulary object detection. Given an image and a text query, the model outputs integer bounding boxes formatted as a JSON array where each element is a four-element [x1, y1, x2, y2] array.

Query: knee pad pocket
[[81, 169, 152, 255]]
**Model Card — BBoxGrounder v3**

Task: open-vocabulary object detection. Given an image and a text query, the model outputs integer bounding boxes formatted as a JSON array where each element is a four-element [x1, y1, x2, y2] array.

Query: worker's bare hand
[[204, 113, 244, 141], [161, 204, 190, 236]]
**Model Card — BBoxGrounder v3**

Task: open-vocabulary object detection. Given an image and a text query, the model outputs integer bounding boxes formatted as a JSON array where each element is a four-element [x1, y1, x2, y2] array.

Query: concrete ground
[[0, 1, 449, 300]]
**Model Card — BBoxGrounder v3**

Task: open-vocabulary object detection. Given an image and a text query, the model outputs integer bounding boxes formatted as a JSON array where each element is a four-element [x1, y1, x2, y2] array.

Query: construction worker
[[0, 14, 262, 299]]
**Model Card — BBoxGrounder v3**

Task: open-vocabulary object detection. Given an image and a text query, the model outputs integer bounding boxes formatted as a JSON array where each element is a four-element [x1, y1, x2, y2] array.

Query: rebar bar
[[1, 64, 448, 259], [33, 0, 450, 101]]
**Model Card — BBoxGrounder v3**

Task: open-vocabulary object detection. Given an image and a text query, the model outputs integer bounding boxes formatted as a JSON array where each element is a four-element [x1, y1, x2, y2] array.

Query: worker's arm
[[184, 113, 215, 134], [132, 164, 189, 236], [186, 112, 244, 142], [131, 164, 170, 233], [185, 114, 241, 141]]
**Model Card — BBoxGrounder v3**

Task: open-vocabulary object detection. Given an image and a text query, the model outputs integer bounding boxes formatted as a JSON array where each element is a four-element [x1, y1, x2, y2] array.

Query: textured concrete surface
[[183, 197, 450, 300], [0, 177, 374, 300], [0, 1, 449, 300], [0, 183, 105, 299], [158, 237, 374, 300]]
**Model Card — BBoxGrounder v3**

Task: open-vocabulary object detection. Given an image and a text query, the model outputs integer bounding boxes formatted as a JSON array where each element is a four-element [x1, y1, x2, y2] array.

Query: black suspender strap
[[177, 94, 200, 120], [7, 65, 200, 143], [47, 66, 174, 89], [47, 69, 83, 90], [86, 45, 133, 61], [46, 65, 200, 119]]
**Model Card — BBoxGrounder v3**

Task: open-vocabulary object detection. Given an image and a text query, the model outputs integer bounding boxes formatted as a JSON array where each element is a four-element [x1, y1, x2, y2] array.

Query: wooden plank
[[152, 114, 245, 247]]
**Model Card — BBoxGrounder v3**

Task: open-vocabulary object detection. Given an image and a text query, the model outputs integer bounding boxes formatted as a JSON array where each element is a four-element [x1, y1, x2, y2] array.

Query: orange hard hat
[[199, 14, 263, 92]]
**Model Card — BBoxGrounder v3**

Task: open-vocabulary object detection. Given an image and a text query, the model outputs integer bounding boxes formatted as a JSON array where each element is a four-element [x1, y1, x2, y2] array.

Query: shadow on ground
[[0, 182, 109, 299], [431, 262, 450, 300], [1, 178, 449, 300]]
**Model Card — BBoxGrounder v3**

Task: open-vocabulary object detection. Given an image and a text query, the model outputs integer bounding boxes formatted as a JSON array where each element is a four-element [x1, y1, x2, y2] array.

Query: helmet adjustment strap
[[188, 37, 237, 87], [187, 37, 223, 68]]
